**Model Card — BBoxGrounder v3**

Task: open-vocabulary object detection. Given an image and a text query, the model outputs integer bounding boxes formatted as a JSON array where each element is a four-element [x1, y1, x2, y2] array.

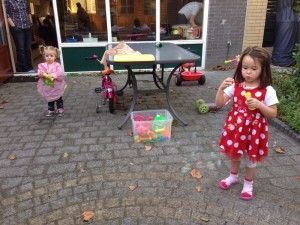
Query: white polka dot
[[228, 116, 232, 121], [237, 150, 243, 155], [223, 131, 227, 136], [240, 110, 245, 113], [227, 140, 233, 145], [252, 129, 256, 135], [266, 142, 268, 147], [256, 113, 261, 119], [234, 143, 239, 148], [246, 120, 250, 125], [248, 135, 252, 140], [255, 139, 259, 144], [265, 126, 268, 131], [258, 123, 261, 128], [239, 127, 243, 132], [220, 145, 224, 149], [234, 111, 238, 116], [244, 113, 248, 117], [241, 90, 246, 96], [263, 118, 266, 123], [259, 149, 264, 155], [240, 135, 246, 140], [251, 155, 256, 158], [260, 133, 265, 139], [255, 91, 262, 97], [249, 145, 252, 150], [228, 124, 235, 131], [234, 97, 238, 102], [237, 117, 242, 124]]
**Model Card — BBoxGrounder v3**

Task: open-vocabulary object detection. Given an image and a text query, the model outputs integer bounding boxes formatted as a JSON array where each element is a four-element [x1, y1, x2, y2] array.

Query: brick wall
[[205, 0, 247, 69], [242, 0, 268, 49]]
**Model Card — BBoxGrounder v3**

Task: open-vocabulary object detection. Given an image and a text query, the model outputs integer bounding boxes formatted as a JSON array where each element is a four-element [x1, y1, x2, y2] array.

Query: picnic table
[[106, 42, 200, 129]]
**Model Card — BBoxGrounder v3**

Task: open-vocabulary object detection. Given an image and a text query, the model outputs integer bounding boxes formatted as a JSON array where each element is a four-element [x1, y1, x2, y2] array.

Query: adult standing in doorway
[[176, 1, 203, 28], [5, 0, 34, 72]]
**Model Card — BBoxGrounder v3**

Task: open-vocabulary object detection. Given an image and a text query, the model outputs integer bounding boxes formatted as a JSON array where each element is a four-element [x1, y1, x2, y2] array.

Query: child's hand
[[219, 77, 234, 90], [246, 98, 262, 110]]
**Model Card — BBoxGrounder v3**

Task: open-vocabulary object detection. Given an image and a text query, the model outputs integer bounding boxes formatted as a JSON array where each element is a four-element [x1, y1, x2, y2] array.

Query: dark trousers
[[176, 14, 188, 24], [10, 27, 33, 72], [48, 97, 64, 111]]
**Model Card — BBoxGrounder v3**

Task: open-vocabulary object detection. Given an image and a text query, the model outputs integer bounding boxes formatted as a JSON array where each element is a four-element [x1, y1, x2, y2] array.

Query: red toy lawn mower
[[175, 62, 206, 86]]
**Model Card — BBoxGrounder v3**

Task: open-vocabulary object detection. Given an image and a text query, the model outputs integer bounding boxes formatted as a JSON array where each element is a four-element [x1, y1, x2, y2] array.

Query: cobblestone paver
[[0, 71, 299, 225]]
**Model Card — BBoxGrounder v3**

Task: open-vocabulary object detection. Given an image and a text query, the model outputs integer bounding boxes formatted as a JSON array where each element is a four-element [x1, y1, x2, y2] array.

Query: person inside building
[[4, 0, 34, 72], [132, 18, 151, 34], [76, 2, 90, 32], [176, 1, 203, 28]]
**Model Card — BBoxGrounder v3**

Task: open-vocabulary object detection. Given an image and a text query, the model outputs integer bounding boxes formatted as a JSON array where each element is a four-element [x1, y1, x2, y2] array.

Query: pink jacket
[[37, 62, 67, 102]]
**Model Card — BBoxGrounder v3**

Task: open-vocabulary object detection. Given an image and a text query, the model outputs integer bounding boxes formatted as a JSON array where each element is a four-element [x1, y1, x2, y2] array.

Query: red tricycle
[[85, 54, 119, 114], [175, 62, 206, 86]]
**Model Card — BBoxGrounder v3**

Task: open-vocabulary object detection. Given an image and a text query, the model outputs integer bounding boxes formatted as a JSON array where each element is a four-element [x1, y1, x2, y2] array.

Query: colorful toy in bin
[[131, 110, 173, 143]]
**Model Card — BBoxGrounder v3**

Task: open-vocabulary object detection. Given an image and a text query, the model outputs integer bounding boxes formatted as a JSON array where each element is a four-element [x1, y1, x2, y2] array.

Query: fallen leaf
[[8, 155, 17, 160], [195, 186, 201, 192], [294, 176, 300, 180], [128, 184, 137, 191], [190, 169, 202, 179], [172, 120, 178, 127], [128, 130, 133, 137], [82, 211, 94, 222], [144, 144, 152, 151], [274, 147, 285, 154], [63, 152, 69, 158], [200, 216, 210, 222]]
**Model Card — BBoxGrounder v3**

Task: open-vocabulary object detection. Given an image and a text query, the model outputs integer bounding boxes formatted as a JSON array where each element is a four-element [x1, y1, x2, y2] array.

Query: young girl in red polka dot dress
[[215, 47, 279, 200]]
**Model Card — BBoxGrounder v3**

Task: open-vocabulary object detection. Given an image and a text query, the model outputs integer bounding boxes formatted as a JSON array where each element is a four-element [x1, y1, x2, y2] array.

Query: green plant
[[273, 69, 300, 132]]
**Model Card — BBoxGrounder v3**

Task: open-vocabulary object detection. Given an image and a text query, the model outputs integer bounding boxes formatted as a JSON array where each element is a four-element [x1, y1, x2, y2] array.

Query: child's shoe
[[57, 108, 64, 117], [46, 110, 55, 117], [218, 172, 239, 190], [240, 179, 254, 200]]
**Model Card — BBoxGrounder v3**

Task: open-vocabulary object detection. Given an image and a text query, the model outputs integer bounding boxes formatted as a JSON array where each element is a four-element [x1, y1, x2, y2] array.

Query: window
[[161, 0, 204, 40], [110, 0, 155, 42], [120, 0, 134, 14], [144, 0, 155, 15], [57, 0, 107, 43]]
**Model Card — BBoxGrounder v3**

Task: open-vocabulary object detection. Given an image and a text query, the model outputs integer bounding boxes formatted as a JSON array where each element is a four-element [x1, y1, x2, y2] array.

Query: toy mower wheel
[[198, 75, 206, 85], [175, 74, 182, 86]]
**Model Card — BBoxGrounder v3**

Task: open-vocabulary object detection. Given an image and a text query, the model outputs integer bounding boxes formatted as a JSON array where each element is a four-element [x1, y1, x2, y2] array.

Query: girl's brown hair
[[39, 45, 60, 59], [233, 46, 272, 88]]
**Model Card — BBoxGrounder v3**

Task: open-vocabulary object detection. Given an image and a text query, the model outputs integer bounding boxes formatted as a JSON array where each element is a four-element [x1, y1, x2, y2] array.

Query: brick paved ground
[[0, 71, 299, 225]]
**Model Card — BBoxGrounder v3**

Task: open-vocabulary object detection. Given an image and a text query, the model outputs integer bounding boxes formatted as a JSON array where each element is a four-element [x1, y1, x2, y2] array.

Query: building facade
[[0, 0, 272, 78]]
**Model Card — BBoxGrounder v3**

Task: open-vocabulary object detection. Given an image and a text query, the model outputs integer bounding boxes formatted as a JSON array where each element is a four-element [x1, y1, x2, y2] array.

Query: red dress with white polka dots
[[219, 83, 269, 162]]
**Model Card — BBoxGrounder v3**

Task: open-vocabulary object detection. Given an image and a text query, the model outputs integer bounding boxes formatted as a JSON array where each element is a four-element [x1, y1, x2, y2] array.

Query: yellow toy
[[244, 92, 255, 110]]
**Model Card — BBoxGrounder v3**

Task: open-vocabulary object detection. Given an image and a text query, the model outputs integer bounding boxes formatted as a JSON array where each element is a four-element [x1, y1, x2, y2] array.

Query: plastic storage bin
[[131, 109, 173, 143]]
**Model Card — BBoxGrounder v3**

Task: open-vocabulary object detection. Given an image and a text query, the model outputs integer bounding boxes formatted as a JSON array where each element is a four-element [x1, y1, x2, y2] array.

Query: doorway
[[30, 0, 58, 70], [4, 0, 57, 74], [0, 1, 12, 82]]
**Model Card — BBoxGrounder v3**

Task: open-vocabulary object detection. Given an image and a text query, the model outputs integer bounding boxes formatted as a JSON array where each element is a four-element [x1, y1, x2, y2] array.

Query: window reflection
[[56, 0, 204, 43], [161, 0, 203, 40], [57, 0, 107, 43], [110, 0, 156, 42]]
